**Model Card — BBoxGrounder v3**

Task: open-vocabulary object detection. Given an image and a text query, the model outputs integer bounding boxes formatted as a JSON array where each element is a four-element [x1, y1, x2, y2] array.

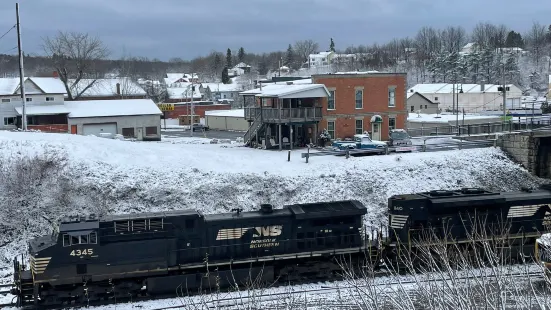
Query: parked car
[[387, 129, 415, 152], [192, 123, 209, 131], [331, 134, 387, 153]]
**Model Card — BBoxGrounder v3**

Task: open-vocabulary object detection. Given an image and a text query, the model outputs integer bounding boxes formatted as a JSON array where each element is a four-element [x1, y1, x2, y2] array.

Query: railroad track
[[0, 270, 544, 309]]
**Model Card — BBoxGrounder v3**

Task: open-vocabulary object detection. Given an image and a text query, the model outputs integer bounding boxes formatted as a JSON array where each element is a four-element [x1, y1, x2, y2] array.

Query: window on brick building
[[388, 87, 396, 107], [355, 90, 363, 109], [328, 90, 335, 110], [389, 117, 396, 131], [327, 121, 335, 139], [355, 119, 363, 134]]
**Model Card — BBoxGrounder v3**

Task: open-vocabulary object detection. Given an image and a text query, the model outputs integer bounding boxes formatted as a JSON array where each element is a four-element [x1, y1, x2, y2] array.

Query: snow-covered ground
[[0, 131, 546, 306]]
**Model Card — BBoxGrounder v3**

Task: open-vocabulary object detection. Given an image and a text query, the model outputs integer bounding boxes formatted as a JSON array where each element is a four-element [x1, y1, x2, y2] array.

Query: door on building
[[137, 128, 143, 140], [82, 123, 117, 137], [70, 125, 77, 134], [372, 123, 381, 141], [370, 115, 383, 141]]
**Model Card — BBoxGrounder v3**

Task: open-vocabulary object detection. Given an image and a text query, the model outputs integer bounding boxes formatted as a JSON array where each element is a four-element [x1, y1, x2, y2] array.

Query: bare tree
[[293, 40, 319, 67], [525, 21, 549, 69], [440, 26, 467, 54], [42, 31, 109, 100]]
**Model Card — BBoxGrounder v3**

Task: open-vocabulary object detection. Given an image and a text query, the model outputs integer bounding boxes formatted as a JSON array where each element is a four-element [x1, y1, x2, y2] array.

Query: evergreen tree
[[226, 48, 233, 68], [285, 44, 295, 68], [258, 56, 268, 75], [330, 38, 335, 52], [212, 53, 222, 74], [237, 47, 245, 63], [505, 31, 524, 48], [221, 67, 230, 84]]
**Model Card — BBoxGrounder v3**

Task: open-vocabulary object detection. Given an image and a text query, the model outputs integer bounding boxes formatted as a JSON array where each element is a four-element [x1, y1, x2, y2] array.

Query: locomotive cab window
[[62, 231, 98, 247]]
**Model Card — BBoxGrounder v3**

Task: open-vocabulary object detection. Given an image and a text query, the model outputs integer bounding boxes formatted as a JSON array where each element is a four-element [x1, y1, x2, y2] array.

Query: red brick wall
[[312, 74, 407, 140], [164, 104, 231, 118], [28, 124, 68, 133]]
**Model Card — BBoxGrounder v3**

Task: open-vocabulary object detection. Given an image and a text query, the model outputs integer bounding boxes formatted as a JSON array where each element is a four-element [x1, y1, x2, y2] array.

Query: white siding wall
[[205, 116, 249, 131], [68, 115, 162, 141], [420, 90, 523, 113], [0, 94, 65, 129]]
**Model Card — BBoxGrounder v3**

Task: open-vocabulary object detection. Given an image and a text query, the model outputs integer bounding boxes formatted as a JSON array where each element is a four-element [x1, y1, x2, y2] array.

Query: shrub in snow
[[319, 129, 331, 146]]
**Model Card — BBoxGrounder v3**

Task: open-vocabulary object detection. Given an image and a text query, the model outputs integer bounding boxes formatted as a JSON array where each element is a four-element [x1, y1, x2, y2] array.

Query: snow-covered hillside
[[0, 131, 544, 280]]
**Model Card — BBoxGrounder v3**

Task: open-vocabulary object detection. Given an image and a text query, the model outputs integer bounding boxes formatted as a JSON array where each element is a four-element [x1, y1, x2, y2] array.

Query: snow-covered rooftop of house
[[202, 83, 243, 92], [14, 105, 69, 116], [233, 62, 251, 69], [409, 83, 516, 94], [27, 77, 67, 94], [0, 77, 66, 96], [254, 84, 329, 98], [309, 51, 333, 58], [65, 99, 161, 118], [68, 78, 146, 98], [407, 112, 500, 123], [205, 109, 244, 118], [334, 71, 380, 74], [0, 78, 20, 95], [166, 83, 202, 99], [260, 78, 313, 86]]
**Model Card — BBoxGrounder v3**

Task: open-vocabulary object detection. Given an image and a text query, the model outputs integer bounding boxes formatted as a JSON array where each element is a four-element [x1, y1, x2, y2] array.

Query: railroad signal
[[157, 103, 174, 111]]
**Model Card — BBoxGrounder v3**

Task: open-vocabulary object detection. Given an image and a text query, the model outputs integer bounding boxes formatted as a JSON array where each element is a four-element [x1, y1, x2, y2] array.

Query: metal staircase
[[244, 115, 265, 147]]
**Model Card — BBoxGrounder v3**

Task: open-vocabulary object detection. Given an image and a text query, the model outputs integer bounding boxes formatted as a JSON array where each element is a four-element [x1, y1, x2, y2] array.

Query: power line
[[0, 24, 16, 42], [1, 46, 17, 54]]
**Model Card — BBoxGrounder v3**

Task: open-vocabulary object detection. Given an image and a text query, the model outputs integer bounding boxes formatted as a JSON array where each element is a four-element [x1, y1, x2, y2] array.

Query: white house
[[228, 63, 252, 77], [166, 82, 203, 102], [0, 77, 67, 129], [202, 83, 244, 101], [164, 73, 199, 85], [408, 83, 523, 113]]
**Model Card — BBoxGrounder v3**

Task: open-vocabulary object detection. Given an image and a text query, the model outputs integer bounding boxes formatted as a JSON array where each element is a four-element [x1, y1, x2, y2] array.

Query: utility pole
[[16, 3, 27, 131], [501, 58, 507, 129], [190, 75, 194, 137]]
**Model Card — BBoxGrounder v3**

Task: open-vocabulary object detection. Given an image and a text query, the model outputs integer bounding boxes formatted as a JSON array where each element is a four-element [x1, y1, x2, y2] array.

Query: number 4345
[[70, 249, 94, 256]]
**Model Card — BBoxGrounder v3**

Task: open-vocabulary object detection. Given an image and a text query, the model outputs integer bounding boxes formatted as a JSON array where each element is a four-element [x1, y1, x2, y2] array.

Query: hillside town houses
[[0, 59, 549, 149]]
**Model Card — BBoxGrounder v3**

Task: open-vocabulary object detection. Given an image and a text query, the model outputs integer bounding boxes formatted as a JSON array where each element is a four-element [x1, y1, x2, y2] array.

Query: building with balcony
[[240, 83, 329, 150], [312, 72, 407, 141]]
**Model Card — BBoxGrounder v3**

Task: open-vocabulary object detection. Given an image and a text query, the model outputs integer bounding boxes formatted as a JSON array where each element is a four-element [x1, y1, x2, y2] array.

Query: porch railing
[[244, 107, 323, 123]]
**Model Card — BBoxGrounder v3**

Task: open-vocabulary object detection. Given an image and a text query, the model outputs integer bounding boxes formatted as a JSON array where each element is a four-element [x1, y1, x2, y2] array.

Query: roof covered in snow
[[202, 83, 243, 92], [243, 84, 329, 99], [15, 105, 70, 116], [409, 83, 518, 94], [205, 109, 245, 118], [0, 77, 67, 96], [166, 83, 202, 99], [68, 78, 146, 98], [65, 99, 162, 118]]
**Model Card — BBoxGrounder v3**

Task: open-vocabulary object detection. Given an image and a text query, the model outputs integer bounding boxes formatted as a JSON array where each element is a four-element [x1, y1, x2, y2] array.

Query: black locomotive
[[12, 200, 368, 307], [11, 186, 551, 308]]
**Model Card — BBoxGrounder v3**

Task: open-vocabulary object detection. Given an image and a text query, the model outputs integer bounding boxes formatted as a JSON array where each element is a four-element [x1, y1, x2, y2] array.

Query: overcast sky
[[0, 0, 549, 61]]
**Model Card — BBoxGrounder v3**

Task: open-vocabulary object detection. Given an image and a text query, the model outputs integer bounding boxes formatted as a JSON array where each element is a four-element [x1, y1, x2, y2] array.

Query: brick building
[[312, 72, 407, 141], [163, 102, 231, 119]]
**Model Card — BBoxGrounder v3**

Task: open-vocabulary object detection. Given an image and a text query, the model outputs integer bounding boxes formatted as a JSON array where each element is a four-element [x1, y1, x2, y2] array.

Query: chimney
[[53, 71, 59, 78], [116, 83, 121, 95], [480, 80, 485, 92]]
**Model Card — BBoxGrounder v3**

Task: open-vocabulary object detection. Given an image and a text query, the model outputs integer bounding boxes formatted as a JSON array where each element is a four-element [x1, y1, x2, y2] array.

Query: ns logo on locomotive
[[10, 186, 551, 308]]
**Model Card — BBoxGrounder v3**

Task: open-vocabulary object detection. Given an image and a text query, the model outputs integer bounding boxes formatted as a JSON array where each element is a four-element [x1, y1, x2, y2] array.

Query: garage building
[[205, 109, 248, 131], [66, 99, 162, 141]]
